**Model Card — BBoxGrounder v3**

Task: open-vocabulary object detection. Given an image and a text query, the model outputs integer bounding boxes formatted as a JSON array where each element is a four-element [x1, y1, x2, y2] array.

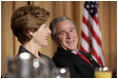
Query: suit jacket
[[52, 47, 100, 78]]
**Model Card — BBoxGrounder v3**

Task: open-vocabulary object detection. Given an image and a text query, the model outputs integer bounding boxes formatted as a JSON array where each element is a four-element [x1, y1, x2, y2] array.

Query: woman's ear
[[29, 31, 34, 37]]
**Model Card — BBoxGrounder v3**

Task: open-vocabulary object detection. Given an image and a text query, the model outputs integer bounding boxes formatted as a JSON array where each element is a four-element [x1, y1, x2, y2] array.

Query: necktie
[[77, 52, 92, 66]]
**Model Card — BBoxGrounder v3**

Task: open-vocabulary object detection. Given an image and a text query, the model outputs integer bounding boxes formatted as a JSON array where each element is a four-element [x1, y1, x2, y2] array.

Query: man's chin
[[67, 47, 77, 51], [61, 45, 77, 51]]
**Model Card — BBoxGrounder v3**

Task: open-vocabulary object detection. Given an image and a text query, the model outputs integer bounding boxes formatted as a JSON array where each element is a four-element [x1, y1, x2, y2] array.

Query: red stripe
[[81, 31, 89, 43], [80, 45, 88, 53], [91, 46, 104, 67], [83, 16, 89, 28], [93, 15, 98, 25], [91, 46, 99, 60]]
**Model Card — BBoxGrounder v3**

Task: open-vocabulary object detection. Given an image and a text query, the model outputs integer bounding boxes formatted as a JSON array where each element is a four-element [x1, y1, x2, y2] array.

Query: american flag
[[80, 1, 105, 67]]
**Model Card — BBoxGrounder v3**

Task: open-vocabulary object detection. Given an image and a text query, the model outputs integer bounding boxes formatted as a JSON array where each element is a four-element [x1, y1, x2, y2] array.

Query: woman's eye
[[45, 25, 47, 28]]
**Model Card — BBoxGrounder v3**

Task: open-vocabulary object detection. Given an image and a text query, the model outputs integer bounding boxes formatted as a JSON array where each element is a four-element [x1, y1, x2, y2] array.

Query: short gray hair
[[49, 16, 77, 38]]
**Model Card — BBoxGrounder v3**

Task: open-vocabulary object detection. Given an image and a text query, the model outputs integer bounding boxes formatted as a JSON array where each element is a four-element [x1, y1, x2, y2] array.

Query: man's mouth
[[66, 40, 74, 44]]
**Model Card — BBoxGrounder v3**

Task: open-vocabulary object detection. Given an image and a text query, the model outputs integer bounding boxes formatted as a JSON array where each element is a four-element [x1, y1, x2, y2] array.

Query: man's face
[[55, 20, 78, 51]]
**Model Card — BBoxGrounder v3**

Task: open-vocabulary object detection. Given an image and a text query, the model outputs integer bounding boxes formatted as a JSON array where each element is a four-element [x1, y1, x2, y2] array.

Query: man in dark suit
[[49, 16, 100, 78]]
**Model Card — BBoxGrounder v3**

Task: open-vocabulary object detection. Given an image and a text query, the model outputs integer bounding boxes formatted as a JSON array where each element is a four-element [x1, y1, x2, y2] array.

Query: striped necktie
[[77, 52, 92, 66]]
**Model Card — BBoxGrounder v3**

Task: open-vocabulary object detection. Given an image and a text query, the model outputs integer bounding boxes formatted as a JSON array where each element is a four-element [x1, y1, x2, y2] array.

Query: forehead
[[55, 20, 74, 31]]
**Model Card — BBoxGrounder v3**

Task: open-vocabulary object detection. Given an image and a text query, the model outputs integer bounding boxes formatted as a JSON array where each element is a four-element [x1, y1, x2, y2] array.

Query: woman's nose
[[48, 27, 51, 34]]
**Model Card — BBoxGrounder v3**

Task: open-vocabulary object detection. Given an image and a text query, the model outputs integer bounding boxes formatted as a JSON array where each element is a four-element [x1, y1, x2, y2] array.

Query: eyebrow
[[71, 27, 76, 29], [58, 30, 65, 34]]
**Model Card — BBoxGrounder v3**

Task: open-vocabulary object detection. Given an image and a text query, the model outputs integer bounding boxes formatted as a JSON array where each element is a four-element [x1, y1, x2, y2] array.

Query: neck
[[23, 42, 41, 58], [72, 48, 78, 52]]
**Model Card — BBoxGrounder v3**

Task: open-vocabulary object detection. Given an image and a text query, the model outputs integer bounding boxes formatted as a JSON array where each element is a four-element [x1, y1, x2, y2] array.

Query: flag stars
[[95, 5, 97, 8], [91, 4, 94, 8], [86, 4, 89, 8], [85, 1, 98, 16], [90, 10, 93, 13]]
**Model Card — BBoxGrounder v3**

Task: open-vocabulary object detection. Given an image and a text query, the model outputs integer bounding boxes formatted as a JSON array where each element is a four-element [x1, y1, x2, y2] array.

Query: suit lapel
[[73, 55, 94, 71]]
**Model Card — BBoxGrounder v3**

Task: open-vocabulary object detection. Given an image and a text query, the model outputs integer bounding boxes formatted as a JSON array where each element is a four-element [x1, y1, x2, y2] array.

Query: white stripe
[[96, 14, 98, 18], [92, 55, 102, 66], [83, 9, 89, 20], [91, 37, 100, 56], [92, 55, 98, 63], [98, 45, 105, 66], [80, 37, 89, 52], [95, 14, 102, 41], [82, 23, 89, 37]]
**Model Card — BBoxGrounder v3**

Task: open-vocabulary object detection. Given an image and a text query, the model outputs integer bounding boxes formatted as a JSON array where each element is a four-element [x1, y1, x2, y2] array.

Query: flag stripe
[[83, 16, 89, 27], [89, 16, 102, 40], [82, 31, 89, 43], [80, 37, 89, 52], [82, 23, 89, 37], [91, 25, 102, 46], [93, 15, 99, 25], [80, 45, 88, 53], [91, 46, 104, 67]]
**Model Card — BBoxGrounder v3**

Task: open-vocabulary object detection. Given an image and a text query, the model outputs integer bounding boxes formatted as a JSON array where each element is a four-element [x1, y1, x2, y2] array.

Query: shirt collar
[[71, 49, 79, 55]]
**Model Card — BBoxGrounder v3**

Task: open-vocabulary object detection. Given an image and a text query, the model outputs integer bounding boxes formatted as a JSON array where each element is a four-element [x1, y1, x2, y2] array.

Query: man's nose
[[66, 32, 71, 39]]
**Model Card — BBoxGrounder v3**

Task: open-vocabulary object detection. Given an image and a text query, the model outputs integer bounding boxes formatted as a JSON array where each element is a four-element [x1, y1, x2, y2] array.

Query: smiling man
[[49, 16, 100, 78]]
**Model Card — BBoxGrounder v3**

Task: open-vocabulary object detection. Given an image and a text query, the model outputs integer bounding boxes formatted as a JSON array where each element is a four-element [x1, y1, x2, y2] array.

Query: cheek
[[39, 32, 45, 37], [58, 36, 66, 42]]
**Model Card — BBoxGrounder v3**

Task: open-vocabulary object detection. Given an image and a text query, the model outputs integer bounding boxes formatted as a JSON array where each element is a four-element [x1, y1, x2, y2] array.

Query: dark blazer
[[18, 46, 56, 71], [52, 47, 100, 78]]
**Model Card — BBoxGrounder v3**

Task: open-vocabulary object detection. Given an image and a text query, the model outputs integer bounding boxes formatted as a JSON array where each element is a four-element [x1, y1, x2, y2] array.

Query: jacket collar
[[57, 47, 71, 54], [18, 45, 41, 57]]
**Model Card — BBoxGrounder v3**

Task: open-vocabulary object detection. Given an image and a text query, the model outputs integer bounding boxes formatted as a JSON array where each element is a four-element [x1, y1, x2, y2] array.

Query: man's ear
[[51, 36, 58, 45], [51, 36, 58, 43], [51, 36, 56, 41]]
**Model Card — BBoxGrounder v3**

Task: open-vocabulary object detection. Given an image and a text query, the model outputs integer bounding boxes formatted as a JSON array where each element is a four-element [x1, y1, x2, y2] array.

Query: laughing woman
[[10, 5, 56, 77]]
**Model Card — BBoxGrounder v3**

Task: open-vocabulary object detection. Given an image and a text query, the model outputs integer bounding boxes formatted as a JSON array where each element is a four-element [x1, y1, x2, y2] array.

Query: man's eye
[[70, 29, 74, 32], [70, 28, 76, 32], [60, 32, 65, 35], [70, 30, 73, 32]]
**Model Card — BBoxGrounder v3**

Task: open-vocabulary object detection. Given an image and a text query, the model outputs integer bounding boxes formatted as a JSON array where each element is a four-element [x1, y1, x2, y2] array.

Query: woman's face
[[31, 23, 51, 48]]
